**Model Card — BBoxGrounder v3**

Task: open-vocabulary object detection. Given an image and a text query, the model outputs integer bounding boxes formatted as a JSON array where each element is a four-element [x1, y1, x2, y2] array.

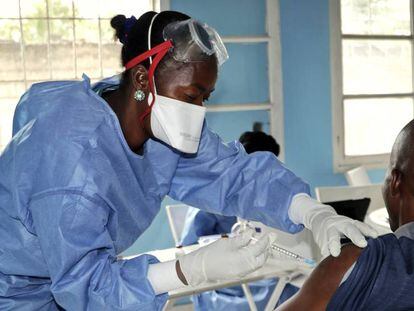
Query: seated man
[[277, 120, 414, 311], [180, 131, 298, 310]]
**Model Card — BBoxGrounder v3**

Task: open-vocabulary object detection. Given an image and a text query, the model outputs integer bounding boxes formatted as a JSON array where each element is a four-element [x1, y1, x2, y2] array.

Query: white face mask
[[148, 93, 206, 153]]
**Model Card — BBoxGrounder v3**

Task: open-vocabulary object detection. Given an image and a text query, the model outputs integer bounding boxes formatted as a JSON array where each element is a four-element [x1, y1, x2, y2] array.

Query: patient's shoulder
[[318, 244, 363, 278], [276, 244, 363, 311], [306, 244, 363, 301]]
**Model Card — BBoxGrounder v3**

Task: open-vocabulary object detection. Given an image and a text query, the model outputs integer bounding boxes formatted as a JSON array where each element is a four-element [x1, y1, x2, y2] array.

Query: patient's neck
[[398, 195, 414, 229]]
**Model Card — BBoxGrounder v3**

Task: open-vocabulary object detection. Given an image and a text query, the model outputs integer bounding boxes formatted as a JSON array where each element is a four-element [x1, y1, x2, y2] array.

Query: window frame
[[330, 0, 414, 172]]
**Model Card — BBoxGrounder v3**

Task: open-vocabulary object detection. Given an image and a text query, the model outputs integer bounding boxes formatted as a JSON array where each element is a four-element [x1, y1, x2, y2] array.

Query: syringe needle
[[251, 237, 316, 266]]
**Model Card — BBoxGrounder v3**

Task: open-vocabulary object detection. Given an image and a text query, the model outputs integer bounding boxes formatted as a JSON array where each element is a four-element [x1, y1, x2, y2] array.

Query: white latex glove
[[179, 229, 269, 286], [289, 194, 378, 257]]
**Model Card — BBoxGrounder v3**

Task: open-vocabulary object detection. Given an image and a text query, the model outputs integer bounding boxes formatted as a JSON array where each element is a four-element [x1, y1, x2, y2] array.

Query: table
[[124, 245, 313, 311]]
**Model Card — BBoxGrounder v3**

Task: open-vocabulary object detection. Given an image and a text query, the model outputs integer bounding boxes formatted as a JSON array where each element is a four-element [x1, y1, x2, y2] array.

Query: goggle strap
[[124, 40, 173, 70]]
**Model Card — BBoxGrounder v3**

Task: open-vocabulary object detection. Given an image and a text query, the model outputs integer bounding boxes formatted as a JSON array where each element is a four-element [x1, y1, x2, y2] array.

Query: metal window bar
[[45, 0, 52, 79], [410, 0, 414, 96], [98, 17, 103, 78], [343, 93, 414, 100], [342, 34, 413, 40], [0, 17, 117, 20], [71, 0, 77, 79], [17, 0, 27, 89]]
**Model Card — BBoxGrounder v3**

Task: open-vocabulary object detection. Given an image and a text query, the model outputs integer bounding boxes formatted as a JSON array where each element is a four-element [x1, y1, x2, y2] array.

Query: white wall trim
[[222, 35, 270, 43], [207, 103, 272, 112], [266, 0, 285, 161], [158, 0, 170, 11], [330, 0, 345, 172]]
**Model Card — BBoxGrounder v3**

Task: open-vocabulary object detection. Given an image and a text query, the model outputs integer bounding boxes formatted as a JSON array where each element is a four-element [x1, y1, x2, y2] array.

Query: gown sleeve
[[168, 126, 310, 234], [29, 192, 168, 311]]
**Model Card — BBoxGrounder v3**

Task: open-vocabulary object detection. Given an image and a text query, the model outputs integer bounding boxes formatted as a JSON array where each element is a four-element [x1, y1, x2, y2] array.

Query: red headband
[[125, 40, 173, 122]]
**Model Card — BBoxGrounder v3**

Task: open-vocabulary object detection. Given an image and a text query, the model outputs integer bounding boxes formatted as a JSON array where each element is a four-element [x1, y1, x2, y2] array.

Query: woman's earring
[[134, 89, 145, 102]]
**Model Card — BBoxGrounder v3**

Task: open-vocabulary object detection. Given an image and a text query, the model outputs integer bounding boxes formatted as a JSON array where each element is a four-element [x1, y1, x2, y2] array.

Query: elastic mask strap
[[123, 40, 173, 123], [139, 43, 171, 122]]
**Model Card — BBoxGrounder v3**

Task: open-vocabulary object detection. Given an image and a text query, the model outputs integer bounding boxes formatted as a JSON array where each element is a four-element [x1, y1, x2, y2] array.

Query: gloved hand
[[289, 194, 378, 257], [178, 229, 269, 287]]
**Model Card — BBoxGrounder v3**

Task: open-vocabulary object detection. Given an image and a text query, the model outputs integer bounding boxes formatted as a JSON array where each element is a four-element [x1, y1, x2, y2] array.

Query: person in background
[[180, 131, 298, 310], [277, 119, 414, 311]]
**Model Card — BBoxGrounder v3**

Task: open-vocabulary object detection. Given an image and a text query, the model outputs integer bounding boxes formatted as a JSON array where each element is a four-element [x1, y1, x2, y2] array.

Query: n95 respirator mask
[[148, 93, 206, 153]]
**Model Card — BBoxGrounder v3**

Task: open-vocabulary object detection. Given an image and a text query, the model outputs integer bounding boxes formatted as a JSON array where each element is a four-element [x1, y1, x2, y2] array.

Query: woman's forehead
[[162, 59, 218, 90]]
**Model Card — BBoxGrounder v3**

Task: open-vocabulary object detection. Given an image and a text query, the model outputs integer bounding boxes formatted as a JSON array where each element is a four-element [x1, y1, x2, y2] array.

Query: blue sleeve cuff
[[120, 254, 169, 310]]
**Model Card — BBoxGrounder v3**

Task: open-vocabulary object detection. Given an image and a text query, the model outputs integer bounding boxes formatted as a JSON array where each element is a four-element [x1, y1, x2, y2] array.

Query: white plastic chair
[[345, 166, 371, 186]]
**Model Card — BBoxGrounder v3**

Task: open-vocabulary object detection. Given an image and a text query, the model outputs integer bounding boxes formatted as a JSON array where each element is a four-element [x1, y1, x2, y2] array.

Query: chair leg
[[241, 283, 258, 311], [264, 277, 288, 311], [162, 298, 175, 311]]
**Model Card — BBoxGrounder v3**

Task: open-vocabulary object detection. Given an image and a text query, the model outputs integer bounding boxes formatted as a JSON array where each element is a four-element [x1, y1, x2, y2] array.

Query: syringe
[[268, 243, 316, 266], [251, 237, 316, 267], [198, 231, 317, 267]]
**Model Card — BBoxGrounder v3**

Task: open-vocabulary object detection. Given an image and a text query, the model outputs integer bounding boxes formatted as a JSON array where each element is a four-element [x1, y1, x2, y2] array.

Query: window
[[330, 0, 413, 171], [0, 0, 154, 151]]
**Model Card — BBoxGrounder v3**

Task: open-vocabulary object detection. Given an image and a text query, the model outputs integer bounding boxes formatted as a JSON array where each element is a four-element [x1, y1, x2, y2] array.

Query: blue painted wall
[[123, 0, 386, 255], [279, 0, 385, 189]]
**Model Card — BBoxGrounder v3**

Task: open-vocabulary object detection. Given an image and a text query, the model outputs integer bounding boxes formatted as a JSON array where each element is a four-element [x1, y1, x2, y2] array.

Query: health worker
[[0, 11, 377, 310]]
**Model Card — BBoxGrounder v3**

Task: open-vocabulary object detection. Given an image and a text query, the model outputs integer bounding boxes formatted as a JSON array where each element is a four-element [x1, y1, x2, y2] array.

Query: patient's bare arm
[[276, 245, 363, 311]]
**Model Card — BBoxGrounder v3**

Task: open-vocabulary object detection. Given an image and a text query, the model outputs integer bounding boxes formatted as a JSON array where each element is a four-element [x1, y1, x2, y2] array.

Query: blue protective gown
[[180, 207, 299, 311], [0, 75, 309, 310]]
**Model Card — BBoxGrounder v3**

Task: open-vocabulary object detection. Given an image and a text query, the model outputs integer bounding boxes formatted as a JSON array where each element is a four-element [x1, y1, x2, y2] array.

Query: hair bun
[[110, 15, 137, 44], [110, 15, 127, 42]]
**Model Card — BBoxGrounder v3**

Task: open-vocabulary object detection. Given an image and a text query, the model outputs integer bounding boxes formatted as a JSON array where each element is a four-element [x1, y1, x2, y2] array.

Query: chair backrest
[[345, 166, 371, 186], [315, 184, 384, 214], [165, 204, 191, 245], [324, 198, 371, 222]]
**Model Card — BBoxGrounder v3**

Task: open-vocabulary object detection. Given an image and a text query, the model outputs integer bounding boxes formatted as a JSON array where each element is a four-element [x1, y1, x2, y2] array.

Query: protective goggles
[[163, 19, 228, 66]]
